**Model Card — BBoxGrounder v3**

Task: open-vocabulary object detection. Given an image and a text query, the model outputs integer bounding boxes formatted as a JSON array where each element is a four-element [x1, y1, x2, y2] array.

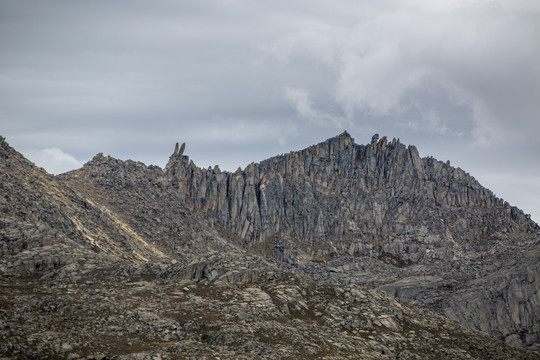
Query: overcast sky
[[1, 0, 539, 223]]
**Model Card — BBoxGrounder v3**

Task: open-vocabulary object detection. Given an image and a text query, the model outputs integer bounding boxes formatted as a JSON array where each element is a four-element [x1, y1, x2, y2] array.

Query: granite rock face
[[2, 133, 540, 357], [166, 132, 534, 261], [163, 132, 540, 352]]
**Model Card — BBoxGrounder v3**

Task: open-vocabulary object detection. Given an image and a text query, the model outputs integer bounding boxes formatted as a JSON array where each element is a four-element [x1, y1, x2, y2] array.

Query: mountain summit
[[159, 132, 540, 351], [166, 131, 535, 258], [1, 133, 539, 358]]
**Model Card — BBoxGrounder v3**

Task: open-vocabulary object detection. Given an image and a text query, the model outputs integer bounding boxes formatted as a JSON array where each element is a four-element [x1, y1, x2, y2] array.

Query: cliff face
[[163, 132, 540, 351], [4, 132, 538, 354], [165, 132, 534, 263]]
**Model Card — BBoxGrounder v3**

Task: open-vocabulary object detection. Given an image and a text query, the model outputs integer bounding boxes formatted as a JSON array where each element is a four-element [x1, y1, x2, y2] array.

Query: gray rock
[[2, 132, 540, 356], [160, 132, 539, 351]]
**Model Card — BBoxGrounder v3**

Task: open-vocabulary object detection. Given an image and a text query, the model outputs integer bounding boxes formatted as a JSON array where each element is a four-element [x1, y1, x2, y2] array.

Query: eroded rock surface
[[161, 132, 540, 352], [2, 133, 540, 357]]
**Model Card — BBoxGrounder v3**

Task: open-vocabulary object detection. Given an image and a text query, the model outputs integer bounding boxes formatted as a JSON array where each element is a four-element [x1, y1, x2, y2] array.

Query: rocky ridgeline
[[2, 133, 540, 357], [164, 132, 540, 351], [165, 132, 535, 263], [0, 137, 173, 272], [59, 152, 234, 262]]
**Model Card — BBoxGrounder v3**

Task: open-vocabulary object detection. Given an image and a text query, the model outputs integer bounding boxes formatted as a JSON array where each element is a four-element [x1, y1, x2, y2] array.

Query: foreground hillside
[[2, 252, 538, 359], [1, 134, 539, 358]]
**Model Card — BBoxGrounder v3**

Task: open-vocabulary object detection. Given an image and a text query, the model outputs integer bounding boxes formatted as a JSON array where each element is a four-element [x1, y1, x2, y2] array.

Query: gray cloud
[[25, 147, 83, 175], [284, 88, 348, 128], [1, 0, 539, 222], [266, 1, 540, 143]]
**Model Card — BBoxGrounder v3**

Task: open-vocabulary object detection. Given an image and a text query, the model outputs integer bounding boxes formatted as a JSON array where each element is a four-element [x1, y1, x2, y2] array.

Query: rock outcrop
[[2, 132, 540, 356], [165, 132, 534, 257], [2, 250, 538, 359], [162, 132, 540, 352]]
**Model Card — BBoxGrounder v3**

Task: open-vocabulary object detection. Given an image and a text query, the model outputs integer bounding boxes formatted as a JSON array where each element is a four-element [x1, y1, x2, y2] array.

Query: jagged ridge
[[2, 133, 539, 354], [161, 132, 540, 351], [165, 131, 535, 262]]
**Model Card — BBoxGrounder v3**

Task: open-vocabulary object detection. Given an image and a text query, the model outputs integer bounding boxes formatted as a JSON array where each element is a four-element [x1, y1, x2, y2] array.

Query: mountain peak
[[324, 130, 354, 146], [2, 133, 540, 354]]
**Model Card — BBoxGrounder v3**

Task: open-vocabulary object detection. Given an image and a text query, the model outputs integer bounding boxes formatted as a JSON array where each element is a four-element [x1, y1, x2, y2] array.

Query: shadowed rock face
[[2, 133, 539, 356]]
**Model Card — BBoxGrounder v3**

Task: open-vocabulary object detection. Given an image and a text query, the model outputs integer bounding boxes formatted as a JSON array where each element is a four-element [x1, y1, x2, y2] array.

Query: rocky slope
[[1, 133, 540, 358], [0, 136, 234, 276], [58, 152, 235, 260], [2, 250, 538, 359]]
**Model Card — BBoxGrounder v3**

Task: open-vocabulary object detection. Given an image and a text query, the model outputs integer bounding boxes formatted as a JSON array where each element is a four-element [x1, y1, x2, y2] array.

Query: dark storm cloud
[[1, 0, 539, 221]]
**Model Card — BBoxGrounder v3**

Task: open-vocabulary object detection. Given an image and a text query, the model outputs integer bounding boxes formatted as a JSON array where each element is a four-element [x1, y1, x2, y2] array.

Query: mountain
[[0, 137, 232, 271], [1, 133, 539, 359], [162, 131, 535, 260], [156, 131, 540, 352]]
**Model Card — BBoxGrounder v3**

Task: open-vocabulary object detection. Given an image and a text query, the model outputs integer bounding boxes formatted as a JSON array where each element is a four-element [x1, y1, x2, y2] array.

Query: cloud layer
[[1, 0, 539, 221], [266, 1, 540, 144], [25, 148, 83, 175]]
